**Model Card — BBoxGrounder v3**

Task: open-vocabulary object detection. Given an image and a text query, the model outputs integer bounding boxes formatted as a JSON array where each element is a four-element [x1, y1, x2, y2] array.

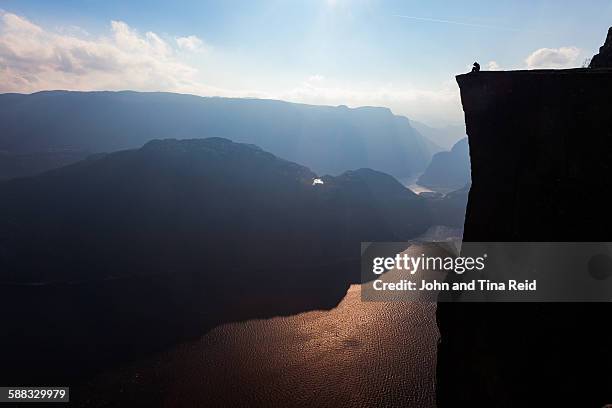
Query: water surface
[[78, 285, 438, 407]]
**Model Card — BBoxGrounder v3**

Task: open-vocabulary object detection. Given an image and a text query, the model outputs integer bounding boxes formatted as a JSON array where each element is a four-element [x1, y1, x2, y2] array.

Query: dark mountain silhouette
[[0, 91, 437, 180], [0, 150, 90, 181], [590, 27, 612, 68], [417, 138, 470, 189], [0, 137, 432, 385]]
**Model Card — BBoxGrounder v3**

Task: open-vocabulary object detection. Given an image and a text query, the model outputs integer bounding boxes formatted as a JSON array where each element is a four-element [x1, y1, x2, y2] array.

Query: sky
[[1, 0, 612, 125]]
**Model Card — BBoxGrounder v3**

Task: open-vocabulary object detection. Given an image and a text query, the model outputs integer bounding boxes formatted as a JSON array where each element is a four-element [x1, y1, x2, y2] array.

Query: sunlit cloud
[[487, 60, 501, 70], [525, 46, 581, 69], [176, 35, 206, 52], [0, 11, 204, 93], [307, 74, 325, 84]]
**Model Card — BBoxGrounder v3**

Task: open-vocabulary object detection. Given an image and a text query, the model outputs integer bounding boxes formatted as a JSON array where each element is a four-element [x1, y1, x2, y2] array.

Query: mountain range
[[0, 91, 468, 386], [0, 91, 440, 181], [0, 137, 433, 283], [1, 137, 437, 384]]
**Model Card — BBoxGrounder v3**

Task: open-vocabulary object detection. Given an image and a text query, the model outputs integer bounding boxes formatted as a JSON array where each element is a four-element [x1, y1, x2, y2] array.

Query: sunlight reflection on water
[[81, 285, 438, 408]]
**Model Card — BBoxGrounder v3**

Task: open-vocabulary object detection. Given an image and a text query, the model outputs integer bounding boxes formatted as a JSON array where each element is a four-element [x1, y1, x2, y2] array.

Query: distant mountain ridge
[[0, 91, 438, 180]]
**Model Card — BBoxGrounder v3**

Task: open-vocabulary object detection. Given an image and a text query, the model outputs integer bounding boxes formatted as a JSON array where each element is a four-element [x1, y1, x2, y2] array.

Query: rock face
[[590, 27, 612, 68], [436, 70, 612, 406], [417, 137, 470, 189]]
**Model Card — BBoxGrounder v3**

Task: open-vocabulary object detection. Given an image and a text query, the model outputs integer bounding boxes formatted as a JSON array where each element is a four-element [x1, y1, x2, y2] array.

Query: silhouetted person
[[471, 62, 480, 72]]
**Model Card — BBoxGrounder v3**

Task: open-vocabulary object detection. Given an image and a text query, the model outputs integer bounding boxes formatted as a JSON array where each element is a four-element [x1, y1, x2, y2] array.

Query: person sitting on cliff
[[471, 62, 480, 72]]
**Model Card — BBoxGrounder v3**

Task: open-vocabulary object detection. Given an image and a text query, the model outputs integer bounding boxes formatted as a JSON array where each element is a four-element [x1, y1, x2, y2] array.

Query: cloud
[[55, 25, 90, 37], [307, 74, 325, 84], [176, 35, 206, 52], [525, 46, 581, 69], [487, 60, 500, 70], [0, 11, 205, 93]]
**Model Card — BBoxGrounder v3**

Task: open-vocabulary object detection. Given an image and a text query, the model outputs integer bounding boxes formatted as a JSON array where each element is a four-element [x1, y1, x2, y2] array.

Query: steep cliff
[[436, 69, 612, 406]]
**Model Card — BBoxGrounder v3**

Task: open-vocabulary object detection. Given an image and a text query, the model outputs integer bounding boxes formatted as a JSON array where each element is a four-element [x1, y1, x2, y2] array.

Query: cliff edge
[[436, 68, 612, 406]]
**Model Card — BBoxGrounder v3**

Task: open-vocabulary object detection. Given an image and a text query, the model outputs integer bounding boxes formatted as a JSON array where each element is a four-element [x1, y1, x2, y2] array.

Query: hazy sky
[[2, 0, 612, 125]]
